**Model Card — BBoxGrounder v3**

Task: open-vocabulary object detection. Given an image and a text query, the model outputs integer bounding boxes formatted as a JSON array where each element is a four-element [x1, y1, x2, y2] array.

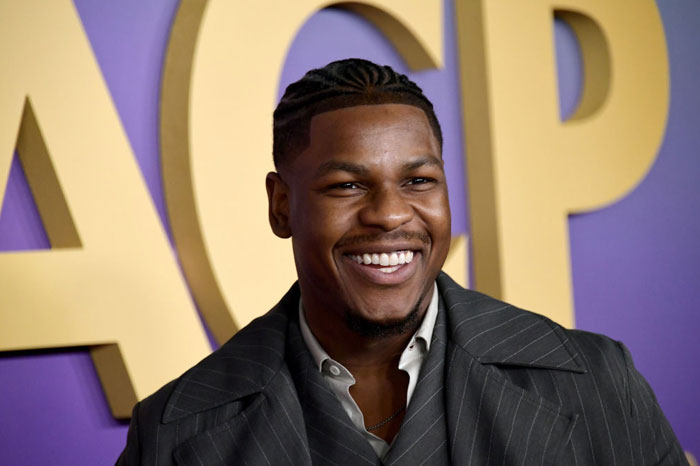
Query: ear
[[266, 172, 292, 238]]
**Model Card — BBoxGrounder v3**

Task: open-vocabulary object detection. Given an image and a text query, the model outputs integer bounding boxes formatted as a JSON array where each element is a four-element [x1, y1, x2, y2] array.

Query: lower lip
[[342, 253, 420, 285]]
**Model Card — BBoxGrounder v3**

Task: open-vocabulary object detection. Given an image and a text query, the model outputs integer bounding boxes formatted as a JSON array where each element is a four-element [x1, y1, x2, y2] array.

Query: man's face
[[271, 103, 451, 334]]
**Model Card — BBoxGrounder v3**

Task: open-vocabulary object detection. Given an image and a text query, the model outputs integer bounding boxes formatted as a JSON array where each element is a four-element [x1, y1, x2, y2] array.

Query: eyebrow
[[403, 155, 444, 172], [315, 161, 370, 177], [314, 155, 443, 178]]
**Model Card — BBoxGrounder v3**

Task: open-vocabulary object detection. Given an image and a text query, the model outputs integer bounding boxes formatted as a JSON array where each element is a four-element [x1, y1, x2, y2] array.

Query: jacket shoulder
[[436, 272, 586, 372], [117, 283, 300, 464]]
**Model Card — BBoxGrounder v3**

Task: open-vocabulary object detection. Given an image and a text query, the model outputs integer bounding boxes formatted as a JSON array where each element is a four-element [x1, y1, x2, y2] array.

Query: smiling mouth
[[346, 250, 415, 274]]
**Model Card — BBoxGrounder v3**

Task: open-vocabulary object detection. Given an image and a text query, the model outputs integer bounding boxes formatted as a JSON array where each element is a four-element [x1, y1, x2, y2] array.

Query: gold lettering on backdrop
[[0, 0, 211, 418], [456, 0, 669, 327], [161, 0, 468, 344]]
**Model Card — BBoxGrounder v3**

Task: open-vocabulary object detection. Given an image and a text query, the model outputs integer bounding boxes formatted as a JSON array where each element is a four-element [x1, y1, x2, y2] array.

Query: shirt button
[[329, 365, 341, 376]]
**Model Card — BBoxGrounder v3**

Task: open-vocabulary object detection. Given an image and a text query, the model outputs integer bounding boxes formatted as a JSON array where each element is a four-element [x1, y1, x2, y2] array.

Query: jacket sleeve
[[619, 342, 689, 466], [115, 402, 141, 466]]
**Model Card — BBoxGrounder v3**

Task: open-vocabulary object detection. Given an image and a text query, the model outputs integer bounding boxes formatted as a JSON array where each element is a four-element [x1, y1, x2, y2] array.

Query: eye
[[331, 182, 359, 190], [405, 177, 437, 190], [407, 177, 433, 185], [322, 181, 365, 197]]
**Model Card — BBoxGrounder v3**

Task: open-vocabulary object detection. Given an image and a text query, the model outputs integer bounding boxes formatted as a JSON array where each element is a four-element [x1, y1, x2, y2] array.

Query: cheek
[[418, 198, 452, 260], [418, 195, 451, 229], [291, 198, 352, 256], [290, 195, 322, 237]]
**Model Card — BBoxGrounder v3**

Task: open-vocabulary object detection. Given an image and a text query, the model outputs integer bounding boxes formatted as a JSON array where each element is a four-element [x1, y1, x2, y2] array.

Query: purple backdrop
[[569, 0, 700, 450], [0, 0, 697, 464]]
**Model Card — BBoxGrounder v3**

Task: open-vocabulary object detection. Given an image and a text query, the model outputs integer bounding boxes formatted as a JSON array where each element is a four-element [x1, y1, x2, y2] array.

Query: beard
[[344, 297, 423, 339]]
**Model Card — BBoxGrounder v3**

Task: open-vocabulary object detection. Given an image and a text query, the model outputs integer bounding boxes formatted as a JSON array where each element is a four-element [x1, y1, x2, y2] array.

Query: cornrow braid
[[273, 58, 443, 168]]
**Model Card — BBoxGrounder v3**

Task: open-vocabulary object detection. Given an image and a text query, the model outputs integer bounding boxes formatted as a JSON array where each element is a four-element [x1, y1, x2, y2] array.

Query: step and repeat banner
[[1, 0, 698, 463]]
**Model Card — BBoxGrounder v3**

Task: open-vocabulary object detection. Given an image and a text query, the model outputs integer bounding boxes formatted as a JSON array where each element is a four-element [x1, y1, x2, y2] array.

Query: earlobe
[[265, 172, 292, 238]]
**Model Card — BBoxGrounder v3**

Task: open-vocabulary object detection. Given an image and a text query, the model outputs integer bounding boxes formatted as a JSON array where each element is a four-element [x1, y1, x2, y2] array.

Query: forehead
[[305, 104, 440, 161]]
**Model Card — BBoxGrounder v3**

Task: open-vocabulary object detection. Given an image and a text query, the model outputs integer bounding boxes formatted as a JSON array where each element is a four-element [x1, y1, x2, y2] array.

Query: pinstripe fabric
[[117, 273, 687, 465], [286, 316, 381, 466], [118, 285, 313, 466], [382, 299, 449, 466], [439, 274, 687, 466]]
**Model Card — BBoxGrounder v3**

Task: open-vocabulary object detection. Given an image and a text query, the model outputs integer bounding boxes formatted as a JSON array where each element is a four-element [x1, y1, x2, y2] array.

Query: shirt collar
[[298, 282, 440, 372], [298, 299, 332, 372]]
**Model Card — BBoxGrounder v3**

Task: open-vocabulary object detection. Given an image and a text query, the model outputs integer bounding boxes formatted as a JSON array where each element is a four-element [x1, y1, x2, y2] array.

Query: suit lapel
[[443, 342, 578, 466], [165, 285, 313, 466], [286, 311, 381, 466], [173, 369, 312, 466], [437, 273, 581, 466], [163, 274, 587, 466], [382, 300, 450, 466]]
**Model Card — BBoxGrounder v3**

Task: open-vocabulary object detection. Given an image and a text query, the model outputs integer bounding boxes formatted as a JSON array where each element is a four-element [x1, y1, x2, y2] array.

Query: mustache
[[336, 230, 430, 249]]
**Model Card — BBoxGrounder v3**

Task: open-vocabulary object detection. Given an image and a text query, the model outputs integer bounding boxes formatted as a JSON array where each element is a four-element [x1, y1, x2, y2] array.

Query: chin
[[344, 299, 422, 339]]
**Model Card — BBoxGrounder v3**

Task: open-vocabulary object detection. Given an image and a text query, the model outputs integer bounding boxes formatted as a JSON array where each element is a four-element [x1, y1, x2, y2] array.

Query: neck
[[303, 305, 427, 371], [300, 289, 434, 445]]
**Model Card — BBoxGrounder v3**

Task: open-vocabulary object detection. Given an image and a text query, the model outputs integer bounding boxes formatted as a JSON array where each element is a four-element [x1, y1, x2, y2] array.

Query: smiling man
[[118, 59, 687, 465], [267, 99, 450, 451]]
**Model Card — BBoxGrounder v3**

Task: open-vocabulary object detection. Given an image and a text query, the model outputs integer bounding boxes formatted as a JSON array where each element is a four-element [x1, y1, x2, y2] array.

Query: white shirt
[[298, 283, 439, 459]]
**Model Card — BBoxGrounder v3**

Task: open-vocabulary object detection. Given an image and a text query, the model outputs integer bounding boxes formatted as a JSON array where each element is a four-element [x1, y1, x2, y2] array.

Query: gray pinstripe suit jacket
[[117, 273, 687, 465]]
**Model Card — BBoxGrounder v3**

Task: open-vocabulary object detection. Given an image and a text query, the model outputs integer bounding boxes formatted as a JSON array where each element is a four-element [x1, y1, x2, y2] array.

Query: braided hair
[[273, 58, 442, 168]]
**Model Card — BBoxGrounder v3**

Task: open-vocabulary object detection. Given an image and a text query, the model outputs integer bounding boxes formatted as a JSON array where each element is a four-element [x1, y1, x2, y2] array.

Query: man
[[118, 59, 687, 465]]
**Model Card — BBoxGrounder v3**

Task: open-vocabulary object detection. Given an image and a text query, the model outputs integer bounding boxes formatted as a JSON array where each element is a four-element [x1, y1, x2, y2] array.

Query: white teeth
[[349, 250, 415, 266], [378, 265, 400, 274], [389, 252, 399, 266]]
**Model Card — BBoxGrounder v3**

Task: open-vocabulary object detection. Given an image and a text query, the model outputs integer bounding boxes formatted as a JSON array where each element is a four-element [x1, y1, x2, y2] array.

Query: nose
[[358, 186, 414, 231]]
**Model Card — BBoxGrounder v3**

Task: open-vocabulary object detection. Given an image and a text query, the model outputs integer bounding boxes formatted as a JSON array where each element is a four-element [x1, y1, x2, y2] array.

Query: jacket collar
[[436, 272, 586, 373], [163, 273, 585, 423], [161, 283, 299, 424]]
